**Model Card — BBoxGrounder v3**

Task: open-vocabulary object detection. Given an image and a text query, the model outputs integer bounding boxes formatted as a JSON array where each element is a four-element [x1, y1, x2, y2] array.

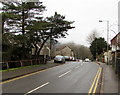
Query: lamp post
[[99, 20, 109, 65]]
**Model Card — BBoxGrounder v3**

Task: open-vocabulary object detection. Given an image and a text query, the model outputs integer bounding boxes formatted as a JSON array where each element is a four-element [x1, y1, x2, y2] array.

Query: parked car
[[69, 57, 73, 61], [54, 55, 65, 63], [72, 57, 76, 61], [64, 56, 70, 61]]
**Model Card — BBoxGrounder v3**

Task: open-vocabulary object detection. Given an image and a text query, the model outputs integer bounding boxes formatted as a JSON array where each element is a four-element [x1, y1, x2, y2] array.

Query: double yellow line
[[88, 67, 102, 94]]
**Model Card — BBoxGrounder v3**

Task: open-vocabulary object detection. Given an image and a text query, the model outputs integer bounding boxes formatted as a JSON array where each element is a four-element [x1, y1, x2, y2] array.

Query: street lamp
[[99, 20, 109, 65]]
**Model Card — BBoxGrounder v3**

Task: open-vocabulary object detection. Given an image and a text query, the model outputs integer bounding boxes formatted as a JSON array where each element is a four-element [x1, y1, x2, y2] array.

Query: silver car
[[64, 56, 70, 61], [54, 55, 65, 63]]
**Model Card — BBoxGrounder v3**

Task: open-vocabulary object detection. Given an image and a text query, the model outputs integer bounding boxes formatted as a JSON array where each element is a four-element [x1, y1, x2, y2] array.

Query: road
[[2, 61, 101, 94]]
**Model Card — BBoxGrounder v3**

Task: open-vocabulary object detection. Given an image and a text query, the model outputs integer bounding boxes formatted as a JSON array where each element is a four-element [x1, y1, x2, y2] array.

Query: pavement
[[1, 60, 62, 81], [98, 62, 120, 94]]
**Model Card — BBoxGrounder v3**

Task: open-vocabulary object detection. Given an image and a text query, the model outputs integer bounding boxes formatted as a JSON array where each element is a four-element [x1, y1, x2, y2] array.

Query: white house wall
[[112, 45, 117, 52], [104, 51, 112, 64]]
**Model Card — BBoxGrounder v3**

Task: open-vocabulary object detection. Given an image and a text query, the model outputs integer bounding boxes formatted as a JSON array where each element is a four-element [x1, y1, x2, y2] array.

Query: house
[[111, 32, 120, 74], [31, 38, 56, 57], [32, 43, 53, 56], [40, 44, 50, 56], [102, 32, 120, 64], [103, 50, 112, 64], [55, 46, 74, 57], [111, 32, 120, 51]]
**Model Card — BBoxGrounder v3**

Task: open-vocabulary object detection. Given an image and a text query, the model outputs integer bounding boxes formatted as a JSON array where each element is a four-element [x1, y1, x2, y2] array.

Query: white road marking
[[24, 82, 49, 95], [58, 71, 71, 78]]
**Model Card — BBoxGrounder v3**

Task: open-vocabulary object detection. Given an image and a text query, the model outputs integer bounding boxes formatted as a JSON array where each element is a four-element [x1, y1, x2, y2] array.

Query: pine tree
[[1, 1, 46, 59]]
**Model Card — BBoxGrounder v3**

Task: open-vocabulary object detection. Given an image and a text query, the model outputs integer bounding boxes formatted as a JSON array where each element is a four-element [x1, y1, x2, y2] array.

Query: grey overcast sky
[[41, 0, 119, 46]]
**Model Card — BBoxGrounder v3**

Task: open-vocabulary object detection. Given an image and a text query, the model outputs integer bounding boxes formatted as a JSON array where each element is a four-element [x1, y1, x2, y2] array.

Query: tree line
[[1, 1, 74, 61]]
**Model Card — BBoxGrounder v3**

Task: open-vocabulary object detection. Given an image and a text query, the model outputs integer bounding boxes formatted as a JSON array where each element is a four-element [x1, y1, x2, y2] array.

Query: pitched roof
[[111, 32, 120, 45], [56, 45, 71, 51]]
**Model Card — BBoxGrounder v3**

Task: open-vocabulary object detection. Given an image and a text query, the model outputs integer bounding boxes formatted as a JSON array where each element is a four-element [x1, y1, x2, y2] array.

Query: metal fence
[[1, 54, 54, 70], [0, 55, 53, 70]]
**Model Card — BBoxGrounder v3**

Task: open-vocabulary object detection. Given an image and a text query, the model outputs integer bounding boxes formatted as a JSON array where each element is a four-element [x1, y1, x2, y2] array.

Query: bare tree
[[86, 29, 100, 44]]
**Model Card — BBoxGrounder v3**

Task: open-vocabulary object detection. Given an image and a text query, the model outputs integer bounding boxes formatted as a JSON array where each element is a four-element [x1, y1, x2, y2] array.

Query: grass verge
[[0, 64, 43, 72]]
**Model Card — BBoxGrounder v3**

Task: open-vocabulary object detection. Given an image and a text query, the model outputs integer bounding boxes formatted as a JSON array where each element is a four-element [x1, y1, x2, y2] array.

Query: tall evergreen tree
[[36, 12, 74, 55], [1, 1, 46, 59], [90, 37, 110, 60], [1, 1, 45, 34], [1, 1, 74, 58], [27, 12, 75, 55]]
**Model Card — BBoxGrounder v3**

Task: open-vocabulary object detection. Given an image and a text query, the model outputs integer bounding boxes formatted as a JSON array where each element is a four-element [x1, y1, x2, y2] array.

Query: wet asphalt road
[[2, 61, 100, 93]]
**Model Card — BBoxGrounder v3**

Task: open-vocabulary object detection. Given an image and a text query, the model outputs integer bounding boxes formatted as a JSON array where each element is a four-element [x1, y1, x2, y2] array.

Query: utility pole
[[99, 20, 109, 65]]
